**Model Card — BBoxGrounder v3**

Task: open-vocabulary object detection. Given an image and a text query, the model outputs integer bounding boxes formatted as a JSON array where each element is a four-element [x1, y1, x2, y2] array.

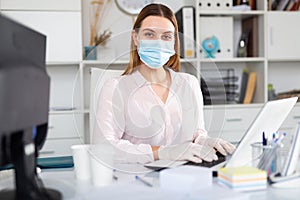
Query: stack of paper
[[217, 166, 267, 191]]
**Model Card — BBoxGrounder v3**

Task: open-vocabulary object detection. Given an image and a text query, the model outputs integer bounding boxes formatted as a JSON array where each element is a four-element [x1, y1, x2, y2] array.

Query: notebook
[[144, 97, 298, 171]]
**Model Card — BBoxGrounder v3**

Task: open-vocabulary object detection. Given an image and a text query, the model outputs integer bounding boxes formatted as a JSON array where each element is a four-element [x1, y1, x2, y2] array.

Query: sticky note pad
[[160, 165, 212, 192], [218, 166, 267, 191]]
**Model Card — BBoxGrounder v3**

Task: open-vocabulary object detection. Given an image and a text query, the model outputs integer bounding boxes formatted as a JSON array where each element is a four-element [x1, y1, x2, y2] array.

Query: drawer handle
[[293, 116, 300, 120], [48, 126, 54, 129], [226, 118, 242, 122], [39, 150, 55, 155]]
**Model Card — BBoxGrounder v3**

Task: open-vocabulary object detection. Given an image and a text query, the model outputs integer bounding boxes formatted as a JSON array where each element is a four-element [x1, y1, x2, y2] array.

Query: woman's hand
[[194, 136, 236, 156]]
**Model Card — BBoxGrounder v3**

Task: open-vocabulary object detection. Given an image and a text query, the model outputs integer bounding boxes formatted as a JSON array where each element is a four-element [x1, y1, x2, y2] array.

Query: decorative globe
[[202, 36, 220, 58]]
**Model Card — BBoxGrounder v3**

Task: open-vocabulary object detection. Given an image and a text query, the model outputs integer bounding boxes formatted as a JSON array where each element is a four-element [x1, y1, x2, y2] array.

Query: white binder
[[199, 0, 232, 10], [182, 7, 195, 58], [199, 16, 233, 59]]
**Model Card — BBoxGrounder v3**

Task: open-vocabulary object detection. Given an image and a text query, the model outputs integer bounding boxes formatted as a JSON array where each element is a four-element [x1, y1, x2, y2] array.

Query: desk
[[1, 163, 300, 200]]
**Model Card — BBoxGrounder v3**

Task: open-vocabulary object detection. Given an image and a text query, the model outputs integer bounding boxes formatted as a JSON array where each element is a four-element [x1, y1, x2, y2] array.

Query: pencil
[[135, 175, 153, 187]]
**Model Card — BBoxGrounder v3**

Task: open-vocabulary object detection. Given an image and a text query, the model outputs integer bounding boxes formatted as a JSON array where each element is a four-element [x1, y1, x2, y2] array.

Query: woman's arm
[[93, 78, 154, 163], [151, 146, 159, 160], [189, 75, 208, 140]]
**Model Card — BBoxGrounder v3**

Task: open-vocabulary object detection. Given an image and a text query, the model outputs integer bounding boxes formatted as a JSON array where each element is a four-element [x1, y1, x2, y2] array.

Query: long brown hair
[[122, 3, 180, 75]]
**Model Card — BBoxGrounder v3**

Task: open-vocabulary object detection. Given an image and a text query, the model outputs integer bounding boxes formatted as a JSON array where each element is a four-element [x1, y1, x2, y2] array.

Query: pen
[[262, 131, 267, 146], [135, 175, 153, 187], [274, 132, 287, 145]]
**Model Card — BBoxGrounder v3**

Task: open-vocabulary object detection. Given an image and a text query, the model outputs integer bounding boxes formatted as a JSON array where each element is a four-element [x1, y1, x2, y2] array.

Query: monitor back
[[0, 14, 49, 133]]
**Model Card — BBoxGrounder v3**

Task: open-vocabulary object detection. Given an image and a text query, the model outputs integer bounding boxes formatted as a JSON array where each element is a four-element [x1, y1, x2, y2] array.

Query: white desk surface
[[1, 163, 300, 200]]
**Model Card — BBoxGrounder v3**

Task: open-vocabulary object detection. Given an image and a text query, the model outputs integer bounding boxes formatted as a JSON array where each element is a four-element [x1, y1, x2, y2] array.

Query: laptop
[[144, 97, 298, 171]]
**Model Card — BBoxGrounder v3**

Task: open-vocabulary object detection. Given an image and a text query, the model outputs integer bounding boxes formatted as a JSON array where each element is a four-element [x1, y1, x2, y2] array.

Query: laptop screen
[[226, 97, 298, 167]]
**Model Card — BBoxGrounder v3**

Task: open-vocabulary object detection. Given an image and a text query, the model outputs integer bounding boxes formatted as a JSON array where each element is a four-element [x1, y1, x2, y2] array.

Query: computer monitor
[[0, 14, 61, 199]]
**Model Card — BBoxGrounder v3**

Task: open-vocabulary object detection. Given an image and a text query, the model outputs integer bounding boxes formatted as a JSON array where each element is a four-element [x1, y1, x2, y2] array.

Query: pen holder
[[251, 142, 285, 175]]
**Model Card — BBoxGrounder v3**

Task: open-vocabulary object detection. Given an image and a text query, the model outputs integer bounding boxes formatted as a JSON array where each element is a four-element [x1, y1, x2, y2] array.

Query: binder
[[199, 17, 233, 58], [242, 16, 259, 57], [199, 0, 232, 10], [239, 67, 249, 103], [175, 6, 195, 58]]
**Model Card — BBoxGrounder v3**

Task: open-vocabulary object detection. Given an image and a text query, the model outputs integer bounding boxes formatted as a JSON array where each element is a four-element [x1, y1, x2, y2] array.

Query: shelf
[[81, 58, 198, 66], [204, 102, 264, 109], [200, 57, 265, 63], [82, 60, 129, 65], [199, 10, 265, 18], [46, 61, 81, 66], [49, 109, 84, 115], [83, 109, 89, 114], [82, 58, 264, 65], [267, 11, 300, 13], [268, 58, 300, 62]]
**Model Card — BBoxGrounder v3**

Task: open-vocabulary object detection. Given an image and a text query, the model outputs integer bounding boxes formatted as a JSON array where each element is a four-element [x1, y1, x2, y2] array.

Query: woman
[[93, 3, 235, 164]]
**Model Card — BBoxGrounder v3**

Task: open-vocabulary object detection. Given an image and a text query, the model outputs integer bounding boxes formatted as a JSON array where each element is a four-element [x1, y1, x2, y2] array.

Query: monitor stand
[[0, 128, 61, 200]]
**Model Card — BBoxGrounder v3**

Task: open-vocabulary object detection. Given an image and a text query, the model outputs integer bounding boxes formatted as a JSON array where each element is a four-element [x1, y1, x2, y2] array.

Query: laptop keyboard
[[185, 151, 226, 168]]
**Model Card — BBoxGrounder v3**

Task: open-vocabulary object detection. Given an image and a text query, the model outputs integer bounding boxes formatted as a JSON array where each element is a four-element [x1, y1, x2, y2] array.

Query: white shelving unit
[[193, 0, 300, 141], [0, 0, 85, 157], [1, 0, 300, 155]]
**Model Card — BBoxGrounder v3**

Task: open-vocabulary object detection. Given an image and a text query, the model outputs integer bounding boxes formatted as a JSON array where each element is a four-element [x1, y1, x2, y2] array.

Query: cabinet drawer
[[39, 138, 83, 158], [204, 107, 261, 132], [208, 130, 245, 143], [48, 114, 84, 139]]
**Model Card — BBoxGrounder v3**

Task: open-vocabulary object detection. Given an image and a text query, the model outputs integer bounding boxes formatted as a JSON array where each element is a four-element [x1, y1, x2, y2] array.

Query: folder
[[175, 6, 195, 58], [243, 72, 257, 104], [37, 156, 74, 169]]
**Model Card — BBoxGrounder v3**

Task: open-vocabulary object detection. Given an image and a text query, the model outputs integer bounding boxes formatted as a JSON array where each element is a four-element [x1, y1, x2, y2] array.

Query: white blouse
[[93, 68, 207, 163]]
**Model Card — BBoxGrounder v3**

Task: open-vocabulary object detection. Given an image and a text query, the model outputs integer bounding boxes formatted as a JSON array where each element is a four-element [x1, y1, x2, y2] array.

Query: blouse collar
[[131, 67, 180, 88]]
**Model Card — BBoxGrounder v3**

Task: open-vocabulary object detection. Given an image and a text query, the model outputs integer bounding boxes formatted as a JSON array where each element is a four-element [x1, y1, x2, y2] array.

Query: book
[[289, 0, 300, 10], [248, 0, 257, 10], [243, 72, 257, 104], [270, 0, 282, 10], [276, 0, 291, 10], [242, 16, 259, 57], [239, 67, 249, 103], [285, 0, 296, 10], [175, 6, 196, 58]]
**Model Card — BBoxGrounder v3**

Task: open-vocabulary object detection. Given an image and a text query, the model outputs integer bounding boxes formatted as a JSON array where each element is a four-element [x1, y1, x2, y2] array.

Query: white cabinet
[[268, 12, 300, 60], [40, 138, 83, 157], [47, 114, 84, 139], [204, 105, 261, 142], [0, 1, 83, 157], [46, 65, 81, 109], [39, 113, 84, 157], [2, 11, 82, 62], [1, 0, 81, 11]]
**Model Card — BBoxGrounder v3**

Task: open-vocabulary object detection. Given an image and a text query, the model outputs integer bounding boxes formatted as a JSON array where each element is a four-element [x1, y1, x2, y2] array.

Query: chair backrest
[[89, 67, 123, 143]]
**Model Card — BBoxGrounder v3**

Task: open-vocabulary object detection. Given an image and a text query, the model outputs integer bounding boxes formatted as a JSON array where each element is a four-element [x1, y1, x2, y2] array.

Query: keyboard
[[185, 151, 227, 168]]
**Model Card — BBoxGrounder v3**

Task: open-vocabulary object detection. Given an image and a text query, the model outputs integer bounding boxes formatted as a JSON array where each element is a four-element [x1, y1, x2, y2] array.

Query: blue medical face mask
[[138, 40, 175, 69]]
